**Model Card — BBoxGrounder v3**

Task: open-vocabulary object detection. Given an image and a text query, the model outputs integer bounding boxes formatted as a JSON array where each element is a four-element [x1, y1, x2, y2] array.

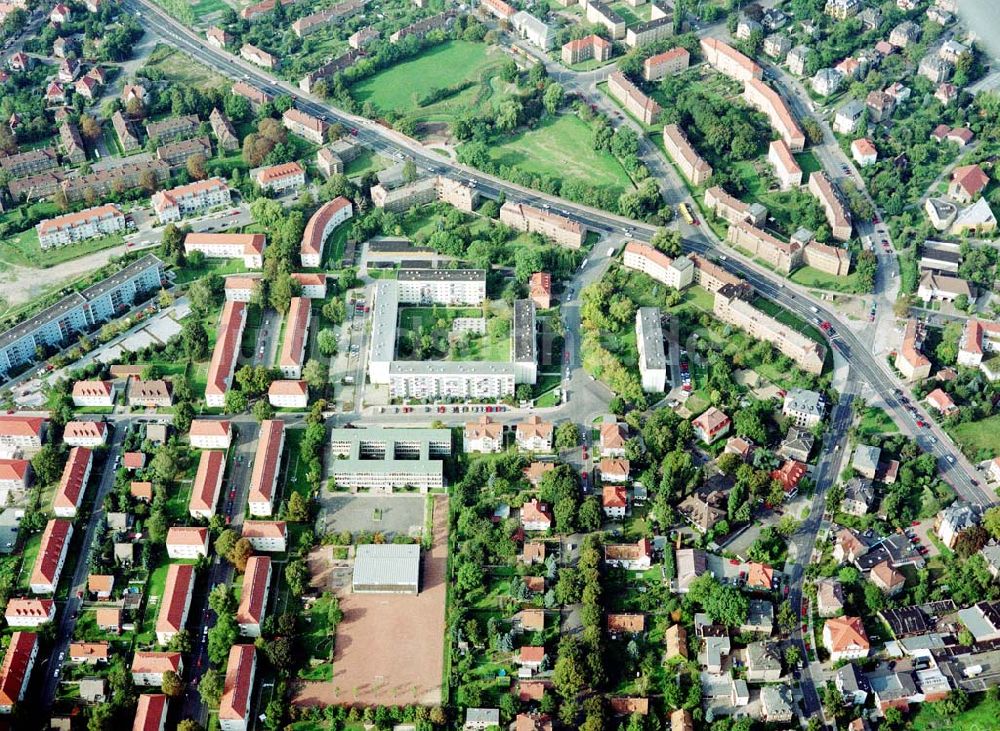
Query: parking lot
[[317, 494, 426, 539]]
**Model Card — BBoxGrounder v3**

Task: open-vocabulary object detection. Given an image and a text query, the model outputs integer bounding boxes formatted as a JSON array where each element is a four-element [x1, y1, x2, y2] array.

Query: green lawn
[[948, 414, 1000, 459], [352, 41, 507, 128], [16, 533, 42, 591], [794, 150, 823, 176], [789, 265, 866, 294], [752, 296, 826, 345], [482, 114, 635, 196], [142, 43, 227, 89], [858, 406, 899, 438], [396, 306, 510, 362], [171, 257, 247, 286], [344, 149, 391, 179], [910, 694, 1000, 731], [0, 228, 124, 268], [321, 221, 352, 270]]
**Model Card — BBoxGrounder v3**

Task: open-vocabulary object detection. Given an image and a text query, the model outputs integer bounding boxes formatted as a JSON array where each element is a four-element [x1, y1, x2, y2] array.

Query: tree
[[864, 581, 886, 613], [401, 158, 417, 184], [88, 704, 114, 731], [186, 153, 207, 181], [177, 722, 204, 731], [984, 506, 1000, 540], [209, 584, 236, 616], [31, 445, 65, 485], [207, 613, 239, 665], [555, 421, 580, 450], [215, 529, 238, 562], [162, 669, 184, 697], [181, 318, 209, 361], [198, 667, 225, 707], [286, 491, 309, 522], [285, 559, 309, 596], [317, 329, 338, 356], [954, 525, 990, 559], [543, 83, 564, 114], [651, 227, 682, 256], [231, 538, 253, 571], [224, 389, 249, 414], [252, 399, 275, 423], [578, 497, 602, 532], [302, 359, 328, 389]]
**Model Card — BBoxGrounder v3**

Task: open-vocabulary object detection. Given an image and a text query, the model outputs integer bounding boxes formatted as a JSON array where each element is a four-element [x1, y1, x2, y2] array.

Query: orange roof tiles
[[0, 416, 45, 440], [249, 420, 284, 509], [824, 615, 870, 652], [219, 644, 256, 723], [0, 632, 37, 709], [131, 651, 181, 676], [54, 446, 91, 512], [279, 297, 311, 371], [190, 450, 225, 515], [156, 564, 195, 636], [133, 693, 168, 731], [236, 556, 271, 628], [301, 196, 352, 260], [206, 300, 247, 400], [31, 519, 72, 589]]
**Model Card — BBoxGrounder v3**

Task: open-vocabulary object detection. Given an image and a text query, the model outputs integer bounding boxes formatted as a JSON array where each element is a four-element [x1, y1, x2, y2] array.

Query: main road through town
[[125, 0, 996, 511]]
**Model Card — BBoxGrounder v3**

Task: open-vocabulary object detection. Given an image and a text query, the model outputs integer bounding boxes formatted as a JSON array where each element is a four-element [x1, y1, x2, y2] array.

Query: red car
[[350, 128, 359, 136], [730, 559, 740, 566], [916, 420, 925, 427], [820, 321, 832, 331], [911, 520, 920, 526]]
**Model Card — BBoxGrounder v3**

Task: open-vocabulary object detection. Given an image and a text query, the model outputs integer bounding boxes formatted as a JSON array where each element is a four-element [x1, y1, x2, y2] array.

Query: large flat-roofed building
[[352, 543, 420, 593], [626, 8, 674, 49], [37, 204, 126, 249], [636, 307, 667, 392], [585, 1, 625, 39], [808, 172, 852, 241], [279, 297, 311, 379], [249, 420, 284, 516], [152, 177, 231, 224], [300, 196, 353, 267], [622, 242, 694, 290], [368, 280, 401, 384], [663, 125, 712, 185], [205, 301, 247, 407], [714, 285, 825, 373], [726, 220, 804, 273], [388, 361, 518, 400], [608, 72, 661, 125], [512, 299, 538, 385], [500, 202, 585, 249], [700, 37, 763, 82], [743, 79, 805, 151], [328, 426, 451, 493], [397, 269, 486, 306], [643, 47, 689, 81], [371, 175, 478, 213]]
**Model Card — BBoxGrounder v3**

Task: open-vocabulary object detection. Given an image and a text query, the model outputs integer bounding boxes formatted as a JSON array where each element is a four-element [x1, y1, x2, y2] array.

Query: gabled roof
[[131, 651, 181, 676], [31, 519, 72, 587], [825, 615, 870, 652], [156, 564, 195, 635], [237, 556, 271, 627], [0, 632, 37, 708]]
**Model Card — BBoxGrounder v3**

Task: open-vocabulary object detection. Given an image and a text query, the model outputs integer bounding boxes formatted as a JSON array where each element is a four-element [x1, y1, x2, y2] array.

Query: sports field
[[483, 114, 635, 195], [352, 41, 507, 126]]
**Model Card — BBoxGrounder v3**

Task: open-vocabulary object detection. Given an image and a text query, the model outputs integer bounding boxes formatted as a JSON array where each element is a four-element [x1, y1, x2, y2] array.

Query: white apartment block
[[151, 178, 231, 224], [278, 297, 311, 379], [396, 269, 486, 306], [156, 564, 194, 646], [0, 632, 38, 713], [236, 556, 271, 637], [184, 233, 264, 269], [389, 362, 517, 400], [30, 520, 73, 594], [36, 204, 126, 249], [768, 140, 803, 190], [782, 388, 825, 427], [71, 380, 116, 407], [249, 420, 284, 517], [636, 307, 667, 393], [166, 527, 209, 559], [267, 380, 308, 409], [255, 162, 305, 194], [300, 196, 353, 267], [328, 426, 451, 493], [241, 521, 288, 552], [205, 301, 248, 407], [188, 420, 232, 450], [622, 242, 694, 290]]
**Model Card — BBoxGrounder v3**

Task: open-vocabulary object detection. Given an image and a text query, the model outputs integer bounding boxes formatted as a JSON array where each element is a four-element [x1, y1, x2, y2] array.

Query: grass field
[[949, 414, 1000, 459], [483, 114, 635, 196], [352, 41, 508, 131], [0, 229, 124, 268], [143, 43, 227, 89], [790, 265, 865, 294], [752, 296, 826, 344], [858, 406, 899, 438], [344, 149, 390, 178], [910, 694, 1000, 731]]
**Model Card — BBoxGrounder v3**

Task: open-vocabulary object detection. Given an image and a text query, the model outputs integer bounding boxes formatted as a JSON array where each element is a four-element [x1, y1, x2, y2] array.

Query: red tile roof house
[[517, 645, 546, 672], [523, 461, 555, 487], [924, 387, 957, 415], [604, 538, 652, 570], [823, 616, 870, 662], [123, 452, 147, 471], [692, 407, 731, 444], [771, 459, 807, 498], [88, 574, 114, 600], [166, 527, 209, 560], [279, 296, 312, 380], [63, 420, 108, 447], [156, 563, 195, 645], [71, 380, 116, 407], [236, 556, 272, 638], [600, 458, 630, 484], [0, 631, 38, 713], [268, 379, 308, 409], [219, 644, 257, 731], [30, 519, 73, 594], [517, 680, 549, 702], [249, 420, 285, 517], [603, 485, 628, 518], [0, 415, 46, 450], [131, 651, 183, 686], [189, 419, 232, 450], [948, 164, 990, 205], [133, 693, 168, 731], [521, 541, 546, 565], [95, 607, 122, 633], [130, 481, 153, 502], [870, 560, 905, 596], [53, 446, 92, 518], [520, 499, 552, 532], [4, 598, 55, 628], [747, 562, 775, 590], [205, 301, 248, 407], [290, 272, 327, 299], [189, 450, 225, 520], [241, 520, 288, 552], [69, 641, 109, 664], [599, 422, 628, 456], [528, 272, 552, 309], [607, 613, 646, 636], [0, 459, 31, 503]]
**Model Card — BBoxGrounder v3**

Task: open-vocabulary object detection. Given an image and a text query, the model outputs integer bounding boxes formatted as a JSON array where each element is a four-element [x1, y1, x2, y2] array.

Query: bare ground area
[[294, 494, 449, 708], [0, 244, 129, 309]]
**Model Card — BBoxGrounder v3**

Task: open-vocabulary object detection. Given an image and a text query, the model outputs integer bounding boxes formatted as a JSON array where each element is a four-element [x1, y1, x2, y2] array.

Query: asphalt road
[[40, 420, 128, 707]]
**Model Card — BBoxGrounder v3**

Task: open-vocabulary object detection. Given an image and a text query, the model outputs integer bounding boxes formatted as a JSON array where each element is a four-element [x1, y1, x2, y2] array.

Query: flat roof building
[[352, 543, 421, 594], [329, 426, 451, 493], [636, 307, 667, 393]]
